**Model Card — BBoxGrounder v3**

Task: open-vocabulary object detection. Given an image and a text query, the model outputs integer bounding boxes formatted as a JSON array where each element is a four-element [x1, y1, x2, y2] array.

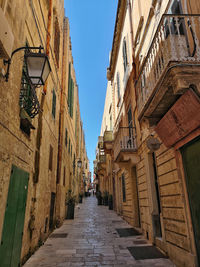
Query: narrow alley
[[23, 197, 175, 267]]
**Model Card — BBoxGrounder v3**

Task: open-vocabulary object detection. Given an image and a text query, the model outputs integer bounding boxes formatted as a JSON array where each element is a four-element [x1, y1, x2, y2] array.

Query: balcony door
[[127, 107, 134, 147], [181, 137, 200, 264], [0, 165, 29, 267]]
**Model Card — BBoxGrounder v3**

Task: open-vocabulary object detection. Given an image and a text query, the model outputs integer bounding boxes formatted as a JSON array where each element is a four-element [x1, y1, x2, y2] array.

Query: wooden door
[[0, 165, 29, 267], [181, 137, 200, 264], [49, 192, 56, 230]]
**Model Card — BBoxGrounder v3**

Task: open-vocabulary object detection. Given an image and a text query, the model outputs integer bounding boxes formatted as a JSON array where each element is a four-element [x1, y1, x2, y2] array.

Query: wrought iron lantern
[[24, 52, 51, 86], [4, 46, 51, 85]]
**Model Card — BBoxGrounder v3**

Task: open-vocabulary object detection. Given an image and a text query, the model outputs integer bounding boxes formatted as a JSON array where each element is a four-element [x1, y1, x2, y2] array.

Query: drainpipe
[[34, 0, 52, 193], [127, 0, 136, 80], [30, 0, 52, 243], [56, 18, 67, 186]]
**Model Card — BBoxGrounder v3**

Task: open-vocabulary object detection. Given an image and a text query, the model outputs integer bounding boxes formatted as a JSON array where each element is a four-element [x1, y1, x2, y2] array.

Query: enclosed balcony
[[98, 136, 104, 149], [103, 130, 113, 151], [114, 127, 139, 164], [136, 14, 200, 124]]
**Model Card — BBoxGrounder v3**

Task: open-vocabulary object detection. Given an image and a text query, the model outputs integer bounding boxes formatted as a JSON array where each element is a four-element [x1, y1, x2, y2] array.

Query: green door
[[181, 137, 200, 264], [0, 165, 29, 267]]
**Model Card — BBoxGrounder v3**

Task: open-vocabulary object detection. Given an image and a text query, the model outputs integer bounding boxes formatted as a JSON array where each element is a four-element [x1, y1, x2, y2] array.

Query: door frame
[[174, 132, 200, 263], [0, 164, 29, 267]]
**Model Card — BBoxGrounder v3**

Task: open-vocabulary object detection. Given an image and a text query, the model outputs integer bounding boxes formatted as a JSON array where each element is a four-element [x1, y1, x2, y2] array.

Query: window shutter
[[123, 38, 128, 72], [117, 72, 120, 99], [65, 128, 68, 147], [49, 145, 53, 171], [122, 173, 126, 202], [52, 90, 56, 118], [68, 138, 70, 154], [70, 79, 74, 117], [68, 63, 71, 108]]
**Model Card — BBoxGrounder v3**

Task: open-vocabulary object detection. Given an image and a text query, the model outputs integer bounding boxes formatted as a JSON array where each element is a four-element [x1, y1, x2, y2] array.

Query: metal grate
[[128, 246, 167, 260], [116, 228, 141, 237], [19, 70, 40, 118], [49, 233, 68, 238], [133, 240, 147, 245]]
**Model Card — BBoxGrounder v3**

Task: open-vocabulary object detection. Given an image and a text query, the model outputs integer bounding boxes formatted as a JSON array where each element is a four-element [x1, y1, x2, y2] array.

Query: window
[[73, 154, 75, 175], [65, 128, 68, 147], [122, 38, 128, 72], [68, 63, 74, 118], [128, 107, 133, 140], [63, 166, 66, 186], [49, 145, 53, 171], [54, 17, 60, 67], [52, 90, 56, 118], [68, 138, 70, 154], [122, 173, 126, 202], [117, 72, 120, 99]]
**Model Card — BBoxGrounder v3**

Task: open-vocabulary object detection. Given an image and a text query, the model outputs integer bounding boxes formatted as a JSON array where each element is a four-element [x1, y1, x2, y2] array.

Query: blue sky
[[64, 1, 118, 172]]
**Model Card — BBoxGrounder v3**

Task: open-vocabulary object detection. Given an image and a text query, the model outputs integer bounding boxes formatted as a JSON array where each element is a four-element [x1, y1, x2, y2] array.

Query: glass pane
[[42, 59, 51, 83], [27, 56, 45, 80]]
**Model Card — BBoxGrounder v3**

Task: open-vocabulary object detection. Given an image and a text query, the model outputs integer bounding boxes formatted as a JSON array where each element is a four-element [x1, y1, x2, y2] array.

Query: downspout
[[128, 0, 136, 80], [34, 0, 52, 184], [56, 18, 67, 185], [30, 0, 52, 243]]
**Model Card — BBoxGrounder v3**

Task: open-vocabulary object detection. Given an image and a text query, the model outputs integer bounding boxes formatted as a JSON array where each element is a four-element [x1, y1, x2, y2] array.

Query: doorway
[[0, 165, 29, 267], [181, 136, 200, 264], [49, 192, 56, 230]]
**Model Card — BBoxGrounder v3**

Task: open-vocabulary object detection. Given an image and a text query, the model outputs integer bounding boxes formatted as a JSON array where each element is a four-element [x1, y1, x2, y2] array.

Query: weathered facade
[[95, 0, 200, 266], [0, 0, 88, 265]]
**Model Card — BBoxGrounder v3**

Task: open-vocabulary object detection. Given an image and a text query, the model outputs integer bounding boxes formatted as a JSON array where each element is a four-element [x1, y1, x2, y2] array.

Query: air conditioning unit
[[0, 7, 14, 59]]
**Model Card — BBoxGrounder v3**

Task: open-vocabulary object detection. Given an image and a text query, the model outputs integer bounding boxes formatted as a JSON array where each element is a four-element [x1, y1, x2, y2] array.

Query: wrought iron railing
[[136, 14, 200, 117], [19, 70, 40, 118], [114, 127, 137, 161]]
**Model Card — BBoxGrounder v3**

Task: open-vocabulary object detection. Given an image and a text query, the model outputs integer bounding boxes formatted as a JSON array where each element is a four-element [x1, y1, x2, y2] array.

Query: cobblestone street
[[23, 196, 175, 267]]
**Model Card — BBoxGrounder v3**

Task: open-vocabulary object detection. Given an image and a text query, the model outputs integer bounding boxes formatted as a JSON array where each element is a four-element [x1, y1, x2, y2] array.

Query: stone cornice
[[107, 0, 127, 81]]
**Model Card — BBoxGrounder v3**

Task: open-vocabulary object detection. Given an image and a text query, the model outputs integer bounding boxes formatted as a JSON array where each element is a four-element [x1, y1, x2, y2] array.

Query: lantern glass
[[25, 53, 51, 85]]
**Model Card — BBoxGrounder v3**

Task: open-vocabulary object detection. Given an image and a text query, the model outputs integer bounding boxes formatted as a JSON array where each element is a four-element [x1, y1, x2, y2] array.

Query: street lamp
[[24, 51, 51, 86], [4, 46, 51, 85]]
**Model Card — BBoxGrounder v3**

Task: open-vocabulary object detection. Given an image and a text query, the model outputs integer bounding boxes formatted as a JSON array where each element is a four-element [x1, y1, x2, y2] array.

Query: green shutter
[[68, 63, 71, 108], [52, 90, 56, 118], [70, 79, 74, 118]]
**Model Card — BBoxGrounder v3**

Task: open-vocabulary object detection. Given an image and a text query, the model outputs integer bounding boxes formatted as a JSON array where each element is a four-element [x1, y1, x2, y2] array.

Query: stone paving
[[23, 196, 176, 267]]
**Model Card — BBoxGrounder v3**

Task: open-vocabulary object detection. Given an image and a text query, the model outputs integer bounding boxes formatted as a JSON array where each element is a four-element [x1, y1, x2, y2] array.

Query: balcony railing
[[19, 70, 40, 118], [136, 14, 200, 118], [114, 127, 137, 161]]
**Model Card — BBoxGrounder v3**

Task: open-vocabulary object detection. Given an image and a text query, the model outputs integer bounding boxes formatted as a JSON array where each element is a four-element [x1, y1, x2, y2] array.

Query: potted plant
[[65, 189, 76, 219], [78, 193, 83, 203], [108, 194, 113, 210], [96, 190, 102, 205], [103, 191, 109, 206]]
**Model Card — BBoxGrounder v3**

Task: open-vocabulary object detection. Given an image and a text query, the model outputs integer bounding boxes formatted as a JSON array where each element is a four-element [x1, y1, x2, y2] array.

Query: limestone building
[[95, 0, 200, 266], [0, 0, 87, 265]]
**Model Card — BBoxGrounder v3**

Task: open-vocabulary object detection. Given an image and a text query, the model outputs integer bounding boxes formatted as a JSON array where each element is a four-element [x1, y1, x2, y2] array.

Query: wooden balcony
[[136, 14, 200, 124], [98, 136, 104, 149], [103, 130, 113, 151], [114, 127, 139, 165]]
